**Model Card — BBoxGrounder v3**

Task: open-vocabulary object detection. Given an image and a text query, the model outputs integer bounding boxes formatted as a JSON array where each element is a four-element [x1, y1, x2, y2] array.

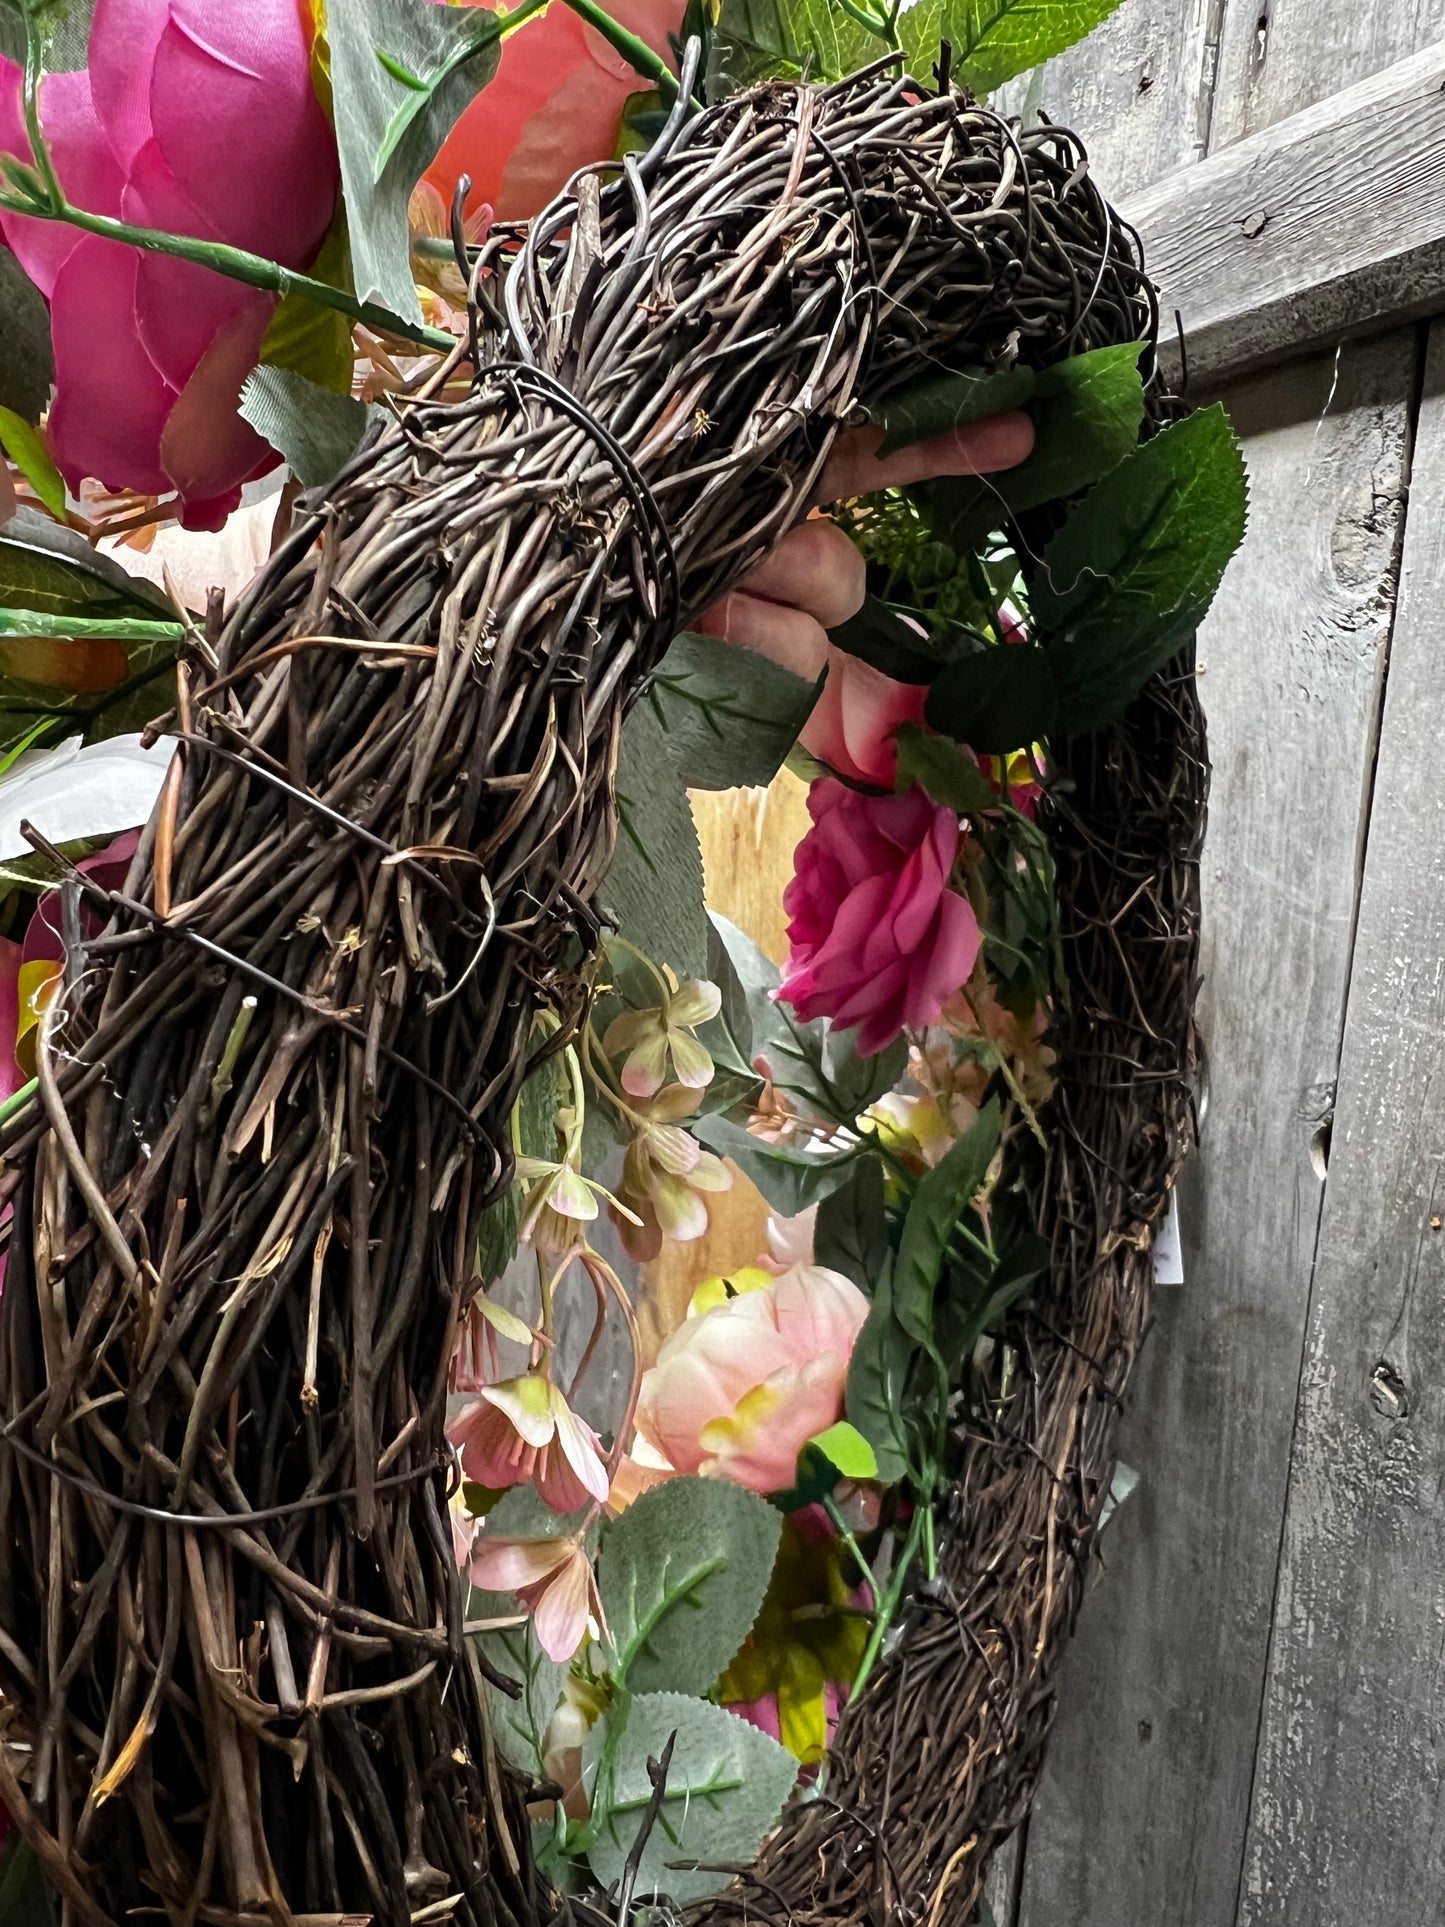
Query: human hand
[[693, 411, 1035, 680]]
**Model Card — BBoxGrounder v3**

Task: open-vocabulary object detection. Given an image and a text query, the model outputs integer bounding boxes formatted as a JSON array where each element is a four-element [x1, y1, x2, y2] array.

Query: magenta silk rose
[[0, 1, 338, 528], [800, 645, 928, 787], [778, 780, 982, 1056], [635, 1264, 869, 1496]]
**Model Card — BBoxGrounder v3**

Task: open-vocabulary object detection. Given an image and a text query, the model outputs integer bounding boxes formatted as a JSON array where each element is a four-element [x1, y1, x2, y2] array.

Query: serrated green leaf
[[899, 0, 1128, 95], [808, 1419, 878, 1480], [0, 404, 64, 519], [1033, 404, 1247, 732], [259, 210, 356, 397], [893, 723, 1000, 813], [925, 342, 1148, 545], [472, 1611, 567, 1780], [876, 364, 1037, 457], [893, 1099, 1002, 1348], [607, 700, 709, 984], [707, 0, 879, 93], [586, 1693, 798, 1902], [813, 1154, 887, 1292], [239, 367, 380, 492], [599, 1477, 781, 1696], [328, 0, 501, 323], [647, 630, 819, 790], [844, 1260, 911, 1485], [924, 644, 1057, 755]]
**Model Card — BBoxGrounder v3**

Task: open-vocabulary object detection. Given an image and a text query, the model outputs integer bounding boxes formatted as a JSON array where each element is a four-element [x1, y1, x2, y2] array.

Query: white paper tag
[[1153, 1193, 1184, 1286]]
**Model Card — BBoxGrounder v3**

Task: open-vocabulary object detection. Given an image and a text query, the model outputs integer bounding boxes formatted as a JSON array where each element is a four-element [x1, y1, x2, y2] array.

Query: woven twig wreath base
[[0, 51, 1193, 1927]]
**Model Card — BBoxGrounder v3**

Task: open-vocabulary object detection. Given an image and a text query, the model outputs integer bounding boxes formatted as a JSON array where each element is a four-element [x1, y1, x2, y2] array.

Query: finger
[[737, 519, 866, 630], [694, 591, 830, 682], [817, 410, 1035, 503]]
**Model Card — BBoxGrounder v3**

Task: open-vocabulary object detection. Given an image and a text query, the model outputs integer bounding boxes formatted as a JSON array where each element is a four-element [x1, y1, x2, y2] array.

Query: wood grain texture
[[1125, 42, 1445, 381], [1015, 333, 1415, 1927], [1236, 320, 1445, 1926], [995, 0, 1221, 199], [1212, 0, 1445, 145]]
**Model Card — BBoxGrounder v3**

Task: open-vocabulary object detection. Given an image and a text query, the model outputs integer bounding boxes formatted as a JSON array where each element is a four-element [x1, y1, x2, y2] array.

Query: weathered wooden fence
[[986, 6, 1445, 1921]]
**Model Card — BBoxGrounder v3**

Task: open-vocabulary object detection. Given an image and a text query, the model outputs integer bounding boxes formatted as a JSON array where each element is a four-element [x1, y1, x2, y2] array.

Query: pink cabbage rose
[[635, 1263, 868, 1496], [427, 0, 686, 222], [800, 646, 928, 787], [778, 780, 981, 1057], [0, 1, 338, 528]]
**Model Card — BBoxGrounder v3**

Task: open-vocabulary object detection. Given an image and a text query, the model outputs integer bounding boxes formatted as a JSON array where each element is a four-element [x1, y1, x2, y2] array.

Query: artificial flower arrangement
[[0, 0, 1244, 1922]]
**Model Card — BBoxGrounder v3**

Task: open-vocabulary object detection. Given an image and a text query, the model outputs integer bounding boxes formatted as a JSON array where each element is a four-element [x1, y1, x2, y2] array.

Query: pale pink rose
[[800, 646, 928, 787], [470, 1533, 602, 1663], [778, 780, 981, 1057], [427, 0, 687, 223], [0, 1, 338, 527], [449, 1373, 610, 1513], [635, 1264, 868, 1496]]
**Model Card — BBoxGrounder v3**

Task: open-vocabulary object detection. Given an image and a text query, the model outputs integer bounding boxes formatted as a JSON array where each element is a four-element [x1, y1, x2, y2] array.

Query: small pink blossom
[[778, 780, 982, 1057], [635, 1263, 868, 1496], [449, 1373, 609, 1513], [470, 1533, 602, 1663], [800, 646, 928, 787]]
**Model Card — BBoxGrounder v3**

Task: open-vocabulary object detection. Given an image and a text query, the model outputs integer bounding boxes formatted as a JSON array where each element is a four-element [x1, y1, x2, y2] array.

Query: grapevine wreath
[[0, 3, 1245, 1925]]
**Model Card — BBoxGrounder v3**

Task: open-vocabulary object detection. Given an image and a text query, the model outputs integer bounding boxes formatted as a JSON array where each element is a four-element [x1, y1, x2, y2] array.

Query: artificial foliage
[[0, 0, 1244, 1923]]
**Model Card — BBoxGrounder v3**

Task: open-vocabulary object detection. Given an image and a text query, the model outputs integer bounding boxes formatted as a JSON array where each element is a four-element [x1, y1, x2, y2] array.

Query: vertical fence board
[[1015, 333, 1415, 1927], [1236, 320, 1445, 1924], [1212, 0, 1445, 148], [996, 0, 1219, 199]]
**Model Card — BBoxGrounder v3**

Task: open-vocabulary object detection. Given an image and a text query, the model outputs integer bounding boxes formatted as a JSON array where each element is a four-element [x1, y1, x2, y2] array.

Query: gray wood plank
[[1015, 331, 1416, 1927], [1237, 319, 1445, 1925], [1213, 0, 1445, 147], [995, 0, 1220, 199], [1124, 42, 1445, 382]]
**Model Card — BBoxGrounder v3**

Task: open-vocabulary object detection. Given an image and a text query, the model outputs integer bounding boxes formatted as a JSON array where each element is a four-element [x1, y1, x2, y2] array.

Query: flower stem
[[849, 1497, 930, 1703], [821, 1494, 878, 1615], [556, 0, 694, 102]]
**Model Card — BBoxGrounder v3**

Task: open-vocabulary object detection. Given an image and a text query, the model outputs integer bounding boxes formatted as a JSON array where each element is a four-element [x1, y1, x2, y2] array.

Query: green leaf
[[813, 1154, 888, 1292], [942, 1228, 1047, 1366], [585, 1693, 798, 1902], [0, 510, 183, 750], [893, 724, 1000, 814], [808, 1419, 878, 1481], [899, 0, 1128, 95], [692, 1111, 860, 1217], [707, 0, 879, 94], [0, 405, 62, 519], [472, 1611, 567, 1781], [327, 0, 501, 323], [893, 1100, 1002, 1349], [647, 630, 820, 790], [239, 367, 380, 491], [844, 1261, 912, 1485], [926, 342, 1148, 545], [876, 364, 1037, 457], [0, 0, 93, 69], [924, 644, 1057, 756], [1033, 404, 1247, 732], [828, 594, 938, 684], [607, 700, 710, 984], [599, 1476, 781, 1696], [0, 1834, 55, 1927], [259, 209, 356, 396], [0, 250, 52, 425]]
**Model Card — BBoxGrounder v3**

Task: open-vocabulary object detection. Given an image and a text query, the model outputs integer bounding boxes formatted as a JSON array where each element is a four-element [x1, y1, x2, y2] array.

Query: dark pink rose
[[778, 780, 981, 1056], [0, 1, 338, 528], [800, 645, 928, 787]]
